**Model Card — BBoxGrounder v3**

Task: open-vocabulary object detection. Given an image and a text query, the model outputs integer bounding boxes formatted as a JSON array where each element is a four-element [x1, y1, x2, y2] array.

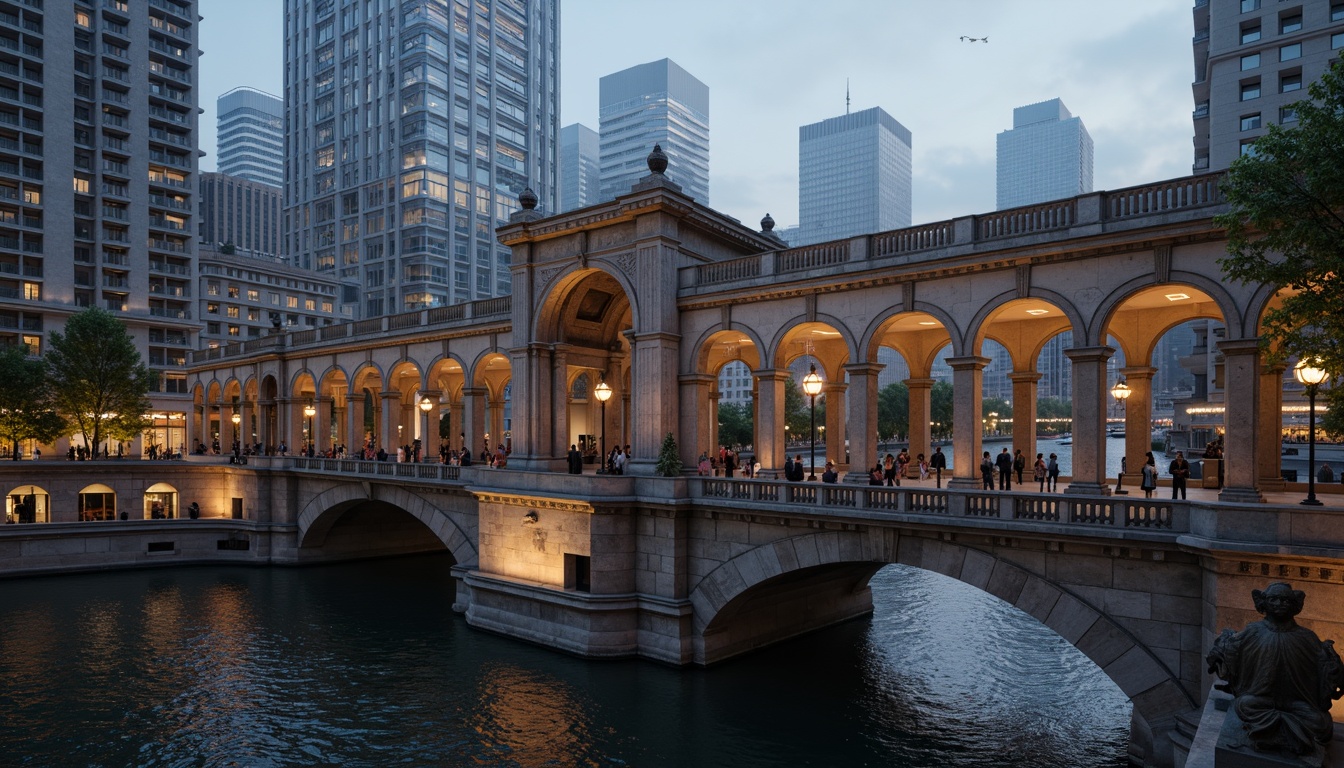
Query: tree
[[877, 382, 909, 440], [654, 432, 683, 477], [0, 345, 64, 459], [783, 377, 808, 436], [45, 308, 155, 454], [930, 381, 954, 439], [717, 402, 753, 448], [1217, 59, 1344, 416]]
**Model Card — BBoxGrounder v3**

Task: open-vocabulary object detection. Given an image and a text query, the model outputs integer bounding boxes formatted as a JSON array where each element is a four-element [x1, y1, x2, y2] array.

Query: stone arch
[[860, 302, 962, 364], [689, 531, 1196, 744], [967, 291, 1082, 370], [288, 368, 319, 396], [767, 313, 859, 374], [295, 482, 478, 568], [533, 265, 639, 342], [1090, 272, 1241, 347], [690, 324, 768, 374]]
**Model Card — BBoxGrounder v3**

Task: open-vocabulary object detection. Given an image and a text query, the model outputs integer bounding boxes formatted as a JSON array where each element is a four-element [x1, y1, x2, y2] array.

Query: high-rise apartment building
[[558, 123, 598, 212], [199, 173, 283, 258], [196, 244, 349, 351], [995, 98, 1093, 210], [216, 86, 283, 187], [0, 0, 200, 451], [1192, 0, 1344, 172], [284, 0, 559, 316], [598, 59, 709, 203], [797, 106, 911, 246]]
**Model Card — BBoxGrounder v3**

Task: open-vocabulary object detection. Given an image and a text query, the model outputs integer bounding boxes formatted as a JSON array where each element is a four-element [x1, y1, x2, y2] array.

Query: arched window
[[144, 483, 178, 520], [78, 484, 117, 522], [6, 485, 50, 524]]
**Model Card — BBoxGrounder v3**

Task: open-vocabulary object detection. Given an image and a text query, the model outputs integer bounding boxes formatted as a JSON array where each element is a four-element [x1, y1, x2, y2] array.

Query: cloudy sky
[[199, 0, 1194, 227]]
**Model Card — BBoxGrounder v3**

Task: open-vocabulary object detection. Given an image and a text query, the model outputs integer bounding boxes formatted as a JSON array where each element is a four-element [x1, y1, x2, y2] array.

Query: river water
[[0, 555, 1130, 767]]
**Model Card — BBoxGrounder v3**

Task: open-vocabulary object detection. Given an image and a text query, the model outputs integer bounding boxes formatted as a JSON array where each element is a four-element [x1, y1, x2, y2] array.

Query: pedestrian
[[821, 460, 838, 483], [995, 447, 1013, 490], [980, 451, 995, 490], [494, 444, 507, 468], [1013, 449, 1025, 485], [931, 446, 947, 488], [1047, 453, 1060, 492], [567, 444, 583, 474], [1318, 463, 1334, 484], [883, 453, 897, 486], [1034, 452, 1047, 492], [698, 451, 711, 476], [1169, 450, 1190, 499], [1140, 451, 1158, 498], [785, 455, 797, 482], [869, 462, 885, 486], [896, 449, 910, 485]]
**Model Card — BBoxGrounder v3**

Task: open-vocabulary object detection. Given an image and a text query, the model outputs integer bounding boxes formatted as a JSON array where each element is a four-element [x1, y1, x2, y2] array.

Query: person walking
[[1013, 449, 1025, 485], [995, 447, 1013, 490], [883, 453, 897, 486], [1168, 450, 1190, 499], [1047, 453, 1060, 492], [566, 444, 583, 474], [896, 449, 910, 486], [931, 446, 947, 488], [1140, 451, 1158, 498], [980, 451, 995, 490], [1034, 453, 1047, 492], [785, 455, 798, 482]]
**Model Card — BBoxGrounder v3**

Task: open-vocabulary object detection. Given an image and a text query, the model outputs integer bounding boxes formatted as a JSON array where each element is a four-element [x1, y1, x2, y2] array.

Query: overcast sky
[[199, 0, 1194, 227]]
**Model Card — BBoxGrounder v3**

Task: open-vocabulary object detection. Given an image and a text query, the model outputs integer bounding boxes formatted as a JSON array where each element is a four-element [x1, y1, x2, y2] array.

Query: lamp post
[[594, 378, 612, 474], [802, 364, 824, 481], [1294, 358, 1328, 506], [1111, 379, 1131, 494], [303, 401, 316, 452], [419, 396, 434, 462]]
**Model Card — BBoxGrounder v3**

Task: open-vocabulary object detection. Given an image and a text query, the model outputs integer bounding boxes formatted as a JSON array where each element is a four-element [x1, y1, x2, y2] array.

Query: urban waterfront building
[[796, 106, 912, 246], [215, 86, 283, 187], [0, 0, 201, 453], [196, 244, 350, 351], [558, 123, 598, 212], [995, 98, 1093, 209], [598, 58, 709, 203], [199, 172, 283, 258], [283, 0, 560, 315], [1192, 0, 1344, 172]]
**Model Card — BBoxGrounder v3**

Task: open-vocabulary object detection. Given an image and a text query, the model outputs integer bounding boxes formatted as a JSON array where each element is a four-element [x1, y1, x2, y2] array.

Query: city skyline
[[197, 0, 1192, 230]]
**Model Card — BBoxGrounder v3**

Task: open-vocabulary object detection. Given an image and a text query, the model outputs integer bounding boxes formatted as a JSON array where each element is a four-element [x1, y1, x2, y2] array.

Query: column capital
[[1118, 366, 1158, 380], [823, 381, 848, 394], [753, 369, 794, 383], [904, 377, 937, 389], [378, 390, 400, 399], [843, 362, 883, 377], [1216, 338, 1262, 357], [1063, 346, 1115, 364], [678, 373, 717, 385], [1007, 371, 1044, 384], [630, 330, 682, 345], [946, 355, 990, 371]]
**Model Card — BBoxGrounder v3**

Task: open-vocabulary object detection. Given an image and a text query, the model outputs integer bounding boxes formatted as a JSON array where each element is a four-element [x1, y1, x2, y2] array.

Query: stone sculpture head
[[1252, 582, 1305, 624]]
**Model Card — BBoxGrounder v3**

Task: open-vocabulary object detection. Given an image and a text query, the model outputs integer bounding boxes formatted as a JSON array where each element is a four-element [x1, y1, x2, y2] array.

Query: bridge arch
[[689, 530, 1196, 750], [1090, 272, 1241, 348], [296, 483, 478, 567]]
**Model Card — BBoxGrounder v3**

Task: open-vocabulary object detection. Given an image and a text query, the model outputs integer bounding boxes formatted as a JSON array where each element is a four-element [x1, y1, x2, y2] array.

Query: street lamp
[[1294, 358, 1328, 506], [420, 396, 434, 462], [802, 364, 824, 481], [1111, 379, 1131, 494], [303, 401, 316, 450], [594, 377, 612, 475]]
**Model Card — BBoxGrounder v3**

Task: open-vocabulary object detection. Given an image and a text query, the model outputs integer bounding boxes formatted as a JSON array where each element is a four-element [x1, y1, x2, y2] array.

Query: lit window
[[22, 282, 40, 300], [206, 302, 219, 314], [247, 289, 259, 301], [21, 334, 39, 353], [227, 285, 239, 298], [228, 325, 240, 336], [226, 306, 239, 318], [305, 299, 316, 311], [1240, 113, 1262, 131], [73, 178, 90, 194], [287, 296, 298, 308], [1280, 43, 1301, 62], [207, 281, 219, 296], [1240, 53, 1260, 70]]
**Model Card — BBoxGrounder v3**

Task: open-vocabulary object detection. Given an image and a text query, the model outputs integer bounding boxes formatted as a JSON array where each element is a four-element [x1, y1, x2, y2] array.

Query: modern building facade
[[796, 107, 912, 246], [216, 86, 283, 187], [558, 123, 598, 212], [995, 98, 1093, 210], [598, 58, 709, 203], [0, 0, 200, 452], [1192, 0, 1344, 172], [199, 172, 283, 258], [283, 0, 560, 316], [197, 244, 350, 350]]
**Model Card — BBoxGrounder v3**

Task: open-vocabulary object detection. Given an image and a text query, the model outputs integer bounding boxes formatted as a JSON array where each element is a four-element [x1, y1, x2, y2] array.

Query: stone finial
[[507, 185, 544, 224], [761, 213, 776, 232], [647, 144, 669, 175], [519, 187, 538, 210]]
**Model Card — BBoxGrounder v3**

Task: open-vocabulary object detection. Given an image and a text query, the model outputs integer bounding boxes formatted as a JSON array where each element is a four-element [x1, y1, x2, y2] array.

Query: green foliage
[[0, 345, 63, 458], [655, 432, 682, 477], [930, 381, 954, 438], [717, 401, 753, 448], [439, 411, 452, 440], [44, 308, 154, 451], [878, 382, 909, 439], [1216, 59, 1344, 423]]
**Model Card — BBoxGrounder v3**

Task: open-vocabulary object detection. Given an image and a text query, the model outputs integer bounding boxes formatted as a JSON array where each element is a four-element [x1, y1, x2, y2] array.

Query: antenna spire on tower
[[846, 78, 850, 115]]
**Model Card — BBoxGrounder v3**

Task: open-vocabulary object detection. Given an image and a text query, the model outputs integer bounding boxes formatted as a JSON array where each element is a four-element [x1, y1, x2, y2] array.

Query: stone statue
[[1206, 582, 1344, 765]]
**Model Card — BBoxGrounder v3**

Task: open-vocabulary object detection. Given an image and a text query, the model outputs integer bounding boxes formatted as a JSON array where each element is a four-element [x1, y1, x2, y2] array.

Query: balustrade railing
[[1104, 175, 1221, 220], [978, 200, 1076, 240], [872, 222, 954, 257], [778, 242, 849, 273], [287, 456, 463, 482]]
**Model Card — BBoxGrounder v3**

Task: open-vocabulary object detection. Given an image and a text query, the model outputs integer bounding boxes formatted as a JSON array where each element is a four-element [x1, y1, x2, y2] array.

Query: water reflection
[[0, 556, 1130, 767]]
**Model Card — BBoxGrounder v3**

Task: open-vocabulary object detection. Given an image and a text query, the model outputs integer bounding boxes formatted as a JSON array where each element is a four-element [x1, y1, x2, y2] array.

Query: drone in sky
[[959, 35, 989, 43]]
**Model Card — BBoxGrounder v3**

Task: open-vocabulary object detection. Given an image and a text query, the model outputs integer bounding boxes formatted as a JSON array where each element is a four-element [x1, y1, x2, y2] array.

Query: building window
[[1280, 73, 1302, 93], [1280, 14, 1302, 34], [1333, 32, 1344, 50], [1240, 80, 1262, 101], [287, 296, 298, 308], [1240, 0, 1259, 11], [1333, 4, 1344, 22], [1241, 25, 1261, 45], [247, 289, 259, 302], [1279, 105, 1298, 123], [1240, 141, 1259, 157], [227, 286, 239, 298], [207, 322, 220, 334], [1240, 114, 1262, 131], [207, 281, 219, 296], [207, 302, 219, 315], [225, 306, 239, 318], [1240, 53, 1260, 70], [1280, 43, 1302, 62], [305, 299, 316, 311], [269, 292, 280, 305]]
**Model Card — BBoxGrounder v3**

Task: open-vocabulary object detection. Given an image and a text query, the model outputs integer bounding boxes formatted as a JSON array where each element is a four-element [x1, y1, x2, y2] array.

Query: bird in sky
[[959, 35, 988, 42]]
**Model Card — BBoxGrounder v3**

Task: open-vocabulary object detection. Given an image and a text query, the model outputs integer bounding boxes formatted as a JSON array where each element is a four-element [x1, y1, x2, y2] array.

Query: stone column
[[678, 373, 715, 469], [346, 391, 365, 452], [823, 381, 847, 471], [1064, 346, 1113, 495], [1119, 366, 1156, 483], [905, 377, 935, 477], [330, 402, 345, 451], [462, 387, 487, 459], [627, 331, 680, 476], [315, 396, 332, 453], [420, 390, 441, 461], [1257, 363, 1286, 491], [708, 388, 721, 460], [1217, 339, 1265, 503], [379, 391, 400, 453], [238, 400, 251, 450], [449, 399, 465, 451], [946, 356, 989, 488], [842, 363, 881, 483], [551, 345, 570, 464], [753, 369, 789, 477], [1008, 371, 1041, 472], [489, 396, 506, 451]]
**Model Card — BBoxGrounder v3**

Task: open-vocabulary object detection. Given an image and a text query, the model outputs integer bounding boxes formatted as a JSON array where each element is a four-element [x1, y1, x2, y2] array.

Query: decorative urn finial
[[761, 213, 776, 232], [519, 187, 538, 210], [647, 144, 668, 175]]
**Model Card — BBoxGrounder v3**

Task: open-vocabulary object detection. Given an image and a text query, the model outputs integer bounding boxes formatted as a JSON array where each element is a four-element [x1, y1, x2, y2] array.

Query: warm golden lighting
[[230, 412, 241, 425], [1294, 358, 1328, 387], [1165, 293, 1190, 301], [419, 396, 434, 413], [1111, 380, 1131, 402], [593, 380, 612, 403], [802, 365, 823, 397], [1025, 309, 1049, 315], [303, 403, 316, 419]]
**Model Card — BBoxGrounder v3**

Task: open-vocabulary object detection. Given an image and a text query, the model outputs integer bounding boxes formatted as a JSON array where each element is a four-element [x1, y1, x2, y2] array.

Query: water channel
[[0, 554, 1131, 766]]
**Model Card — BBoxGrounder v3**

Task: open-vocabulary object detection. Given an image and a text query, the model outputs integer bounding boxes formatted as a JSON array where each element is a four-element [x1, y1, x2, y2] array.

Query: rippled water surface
[[0, 557, 1130, 767]]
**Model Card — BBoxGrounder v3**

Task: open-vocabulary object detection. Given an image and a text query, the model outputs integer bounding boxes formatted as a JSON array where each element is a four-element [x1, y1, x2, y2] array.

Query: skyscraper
[[995, 98, 1094, 210], [598, 59, 709, 203], [0, 0, 200, 450], [216, 87, 283, 187], [284, 0, 560, 316], [796, 106, 912, 246], [1192, 1, 1344, 172], [199, 173, 283, 257], [559, 123, 599, 212]]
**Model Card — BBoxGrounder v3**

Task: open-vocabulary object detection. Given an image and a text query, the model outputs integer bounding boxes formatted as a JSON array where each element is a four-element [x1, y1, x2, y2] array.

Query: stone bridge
[[8, 457, 1342, 767]]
